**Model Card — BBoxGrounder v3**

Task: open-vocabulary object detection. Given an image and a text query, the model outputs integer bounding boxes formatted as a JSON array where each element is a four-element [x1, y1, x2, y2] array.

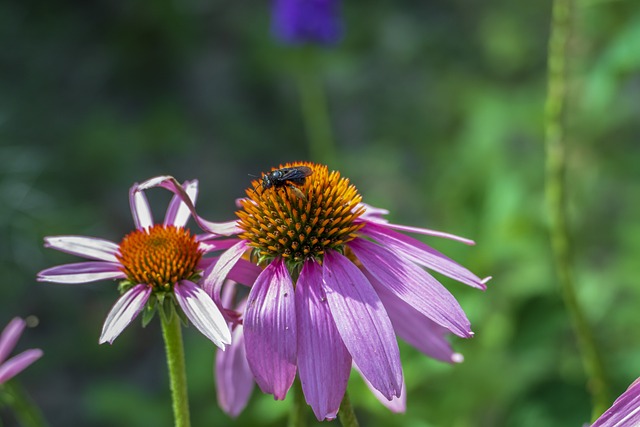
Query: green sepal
[[162, 293, 175, 324], [141, 294, 158, 328], [117, 280, 135, 295]]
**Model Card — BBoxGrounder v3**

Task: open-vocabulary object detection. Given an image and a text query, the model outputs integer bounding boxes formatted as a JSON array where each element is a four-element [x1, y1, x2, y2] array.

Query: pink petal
[[244, 259, 297, 400], [0, 318, 26, 364], [99, 284, 151, 344], [296, 260, 351, 421], [44, 236, 119, 262], [358, 202, 390, 219], [129, 183, 153, 229], [321, 250, 402, 400], [202, 241, 248, 303], [354, 362, 406, 413], [228, 259, 262, 287], [164, 180, 198, 228], [174, 280, 231, 349], [137, 176, 242, 236], [0, 349, 43, 384], [37, 262, 125, 284], [591, 378, 640, 427], [215, 324, 255, 418], [361, 222, 486, 290], [368, 272, 462, 363], [349, 238, 473, 338]]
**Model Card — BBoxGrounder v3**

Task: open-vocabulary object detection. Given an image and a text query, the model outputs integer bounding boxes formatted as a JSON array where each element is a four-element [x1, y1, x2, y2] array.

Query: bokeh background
[[2, 0, 640, 426]]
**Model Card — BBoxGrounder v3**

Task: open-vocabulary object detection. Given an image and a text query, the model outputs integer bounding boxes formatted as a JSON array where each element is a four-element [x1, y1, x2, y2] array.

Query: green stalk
[[544, 0, 610, 420], [0, 381, 48, 427], [294, 49, 337, 166], [337, 391, 359, 427], [288, 377, 307, 427], [160, 311, 191, 427]]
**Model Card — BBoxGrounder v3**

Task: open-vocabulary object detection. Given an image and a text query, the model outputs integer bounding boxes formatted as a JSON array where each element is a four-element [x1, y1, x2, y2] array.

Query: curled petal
[[349, 238, 473, 338], [164, 180, 198, 228], [137, 176, 242, 236], [37, 262, 125, 284], [361, 222, 486, 290], [296, 260, 351, 421], [322, 250, 402, 400], [591, 378, 640, 427], [215, 324, 255, 418], [99, 284, 151, 344], [129, 183, 153, 230], [174, 280, 231, 349], [0, 318, 26, 364], [244, 259, 297, 400], [43, 236, 119, 262], [354, 362, 406, 413], [0, 349, 43, 384], [202, 241, 248, 303]]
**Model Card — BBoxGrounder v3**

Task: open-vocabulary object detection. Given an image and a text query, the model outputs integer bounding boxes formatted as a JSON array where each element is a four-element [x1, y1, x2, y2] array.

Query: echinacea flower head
[[590, 378, 640, 427], [271, 0, 343, 45], [200, 162, 488, 420], [0, 317, 43, 385], [37, 179, 232, 349]]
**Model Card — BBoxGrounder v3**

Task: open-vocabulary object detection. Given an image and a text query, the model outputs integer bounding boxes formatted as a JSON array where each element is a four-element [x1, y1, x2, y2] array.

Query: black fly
[[259, 166, 313, 200]]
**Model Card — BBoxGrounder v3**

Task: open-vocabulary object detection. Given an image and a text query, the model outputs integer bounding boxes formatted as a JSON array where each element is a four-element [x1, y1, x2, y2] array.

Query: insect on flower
[[259, 165, 313, 200]]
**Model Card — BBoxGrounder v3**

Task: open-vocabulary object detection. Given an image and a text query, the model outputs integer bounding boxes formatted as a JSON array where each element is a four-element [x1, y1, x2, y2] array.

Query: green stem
[[337, 391, 359, 427], [288, 377, 307, 427], [0, 381, 48, 427], [160, 311, 191, 427], [544, 0, 610, 420], [294, 50, 337, 166]]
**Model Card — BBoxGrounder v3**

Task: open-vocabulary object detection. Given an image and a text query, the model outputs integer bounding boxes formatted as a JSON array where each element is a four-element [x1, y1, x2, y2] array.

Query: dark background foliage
[[1, 0, 639, 426]]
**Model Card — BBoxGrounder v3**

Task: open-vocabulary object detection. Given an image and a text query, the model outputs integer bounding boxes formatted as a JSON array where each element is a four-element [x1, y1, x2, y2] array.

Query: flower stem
[[0, 381, 48, 427], [337, 391, 359, 427], [294, 49, 337, 166], [288, 377, 307, 427], [160, 311, 191, 427], [544, 0, 610, 420]]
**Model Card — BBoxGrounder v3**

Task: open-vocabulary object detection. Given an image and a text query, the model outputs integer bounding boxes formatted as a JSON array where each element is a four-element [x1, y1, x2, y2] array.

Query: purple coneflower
[[591, 378, 640, 427], [0, 317, 42, 385], [37, 179, 235, 348], [197, 162, 488, 420], [271, 0, 343, 45]]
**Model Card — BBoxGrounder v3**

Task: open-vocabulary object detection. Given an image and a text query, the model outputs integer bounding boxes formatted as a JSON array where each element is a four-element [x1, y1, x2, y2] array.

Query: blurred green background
[[2, 0, 640, 426]]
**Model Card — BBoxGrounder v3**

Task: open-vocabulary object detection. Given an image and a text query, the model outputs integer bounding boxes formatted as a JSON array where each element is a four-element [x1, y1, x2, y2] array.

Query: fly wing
[[280, 166, 312, 181]]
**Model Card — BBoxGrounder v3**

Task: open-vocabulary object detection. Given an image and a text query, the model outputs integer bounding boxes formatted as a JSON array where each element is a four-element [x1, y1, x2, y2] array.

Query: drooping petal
[[0, 318, 26, 364], [137, 176, 242, 236], [367, 271, 463, 363], [174, 280, 231, 349], [43, 236, 119, 262], [37, 262, 125, 284], [354, 362, 406, 413], [0, 349, 43, 384], [271, 0, 343, 45], [349, 238, 473, 338], [360, 222, 487, 290], [215, 323, 255, 418], [321, 250, 402, 400], [244, 258, 297, 400], [591, 378, 640, 427], [129, 183, 153, 230], [358, 209, 475, 245], [164, 180, 198, 228], [99, 284, 151, 344], [296, 260, 351, 421], [202, 241, 248, 302], [228, 259, 262, 288]]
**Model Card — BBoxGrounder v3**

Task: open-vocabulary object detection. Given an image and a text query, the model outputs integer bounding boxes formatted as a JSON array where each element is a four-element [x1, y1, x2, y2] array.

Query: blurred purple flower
[[272, 0, 343, 45], [591, 378, 640, 427], [154, 164, 488, 420], [0, 318, 42, 385], [37, 178, 261, 348]]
